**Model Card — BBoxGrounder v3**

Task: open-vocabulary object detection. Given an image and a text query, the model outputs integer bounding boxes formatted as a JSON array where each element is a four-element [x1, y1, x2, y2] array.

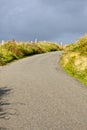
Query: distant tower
[[60, 42, 62, 46], [2, 40, 4, 45], [35, 38, 38, 43]]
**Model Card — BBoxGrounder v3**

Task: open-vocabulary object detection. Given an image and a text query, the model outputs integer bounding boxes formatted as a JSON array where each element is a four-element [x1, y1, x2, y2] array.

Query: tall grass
[[0, 41, 61, 65], [60, 35, 87, 85]]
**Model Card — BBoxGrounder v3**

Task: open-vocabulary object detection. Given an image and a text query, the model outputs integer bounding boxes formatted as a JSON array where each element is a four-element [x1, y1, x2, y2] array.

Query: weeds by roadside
[[60, 35, 87, 85], [0, 41, 61, 65]]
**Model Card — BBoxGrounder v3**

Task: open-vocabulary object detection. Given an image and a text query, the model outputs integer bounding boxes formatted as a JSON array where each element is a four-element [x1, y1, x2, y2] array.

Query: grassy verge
[[60, 35, 87, 86], [0, 40, 61, 65]]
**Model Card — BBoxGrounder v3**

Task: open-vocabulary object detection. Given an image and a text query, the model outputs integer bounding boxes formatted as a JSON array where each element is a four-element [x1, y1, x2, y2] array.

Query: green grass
[[60, 59, 87, 85], [60, 35, 87, 86], [0, 40, 61, 65]]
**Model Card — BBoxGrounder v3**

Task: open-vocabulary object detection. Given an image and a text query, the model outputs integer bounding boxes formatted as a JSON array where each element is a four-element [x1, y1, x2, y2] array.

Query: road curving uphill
[[0, 51, 87, 130]]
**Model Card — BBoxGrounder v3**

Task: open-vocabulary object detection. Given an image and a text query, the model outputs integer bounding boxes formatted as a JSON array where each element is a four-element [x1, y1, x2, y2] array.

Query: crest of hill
[[64, 35, 87, 55]]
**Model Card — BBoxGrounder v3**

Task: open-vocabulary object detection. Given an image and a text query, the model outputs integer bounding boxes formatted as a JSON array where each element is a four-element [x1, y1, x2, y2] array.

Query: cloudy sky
[[0, 0, 87, 44]]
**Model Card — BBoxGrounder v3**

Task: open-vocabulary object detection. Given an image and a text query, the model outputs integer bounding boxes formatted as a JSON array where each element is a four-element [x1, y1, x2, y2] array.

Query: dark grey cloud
[[0, 0, 87, 44]]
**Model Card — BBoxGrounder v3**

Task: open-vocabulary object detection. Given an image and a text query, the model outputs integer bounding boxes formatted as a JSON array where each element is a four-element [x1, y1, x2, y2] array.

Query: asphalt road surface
[[0, 51, 87, 130]]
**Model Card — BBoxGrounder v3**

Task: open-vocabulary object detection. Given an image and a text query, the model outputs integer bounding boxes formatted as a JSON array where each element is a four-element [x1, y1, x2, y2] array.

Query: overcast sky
[[0, 0, 87, 44]]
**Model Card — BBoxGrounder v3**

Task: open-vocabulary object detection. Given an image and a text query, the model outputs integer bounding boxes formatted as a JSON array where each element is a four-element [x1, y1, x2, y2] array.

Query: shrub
[[1, 41, 24, 58]]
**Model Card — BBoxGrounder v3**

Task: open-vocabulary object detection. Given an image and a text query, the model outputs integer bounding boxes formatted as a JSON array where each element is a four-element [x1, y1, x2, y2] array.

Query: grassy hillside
[[60, 35, 87, 85], [0, 40, 61, 65]]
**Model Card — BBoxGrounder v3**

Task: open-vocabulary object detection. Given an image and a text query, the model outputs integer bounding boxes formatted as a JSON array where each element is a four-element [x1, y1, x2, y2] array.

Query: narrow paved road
[[0, 51, 87, 130]]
